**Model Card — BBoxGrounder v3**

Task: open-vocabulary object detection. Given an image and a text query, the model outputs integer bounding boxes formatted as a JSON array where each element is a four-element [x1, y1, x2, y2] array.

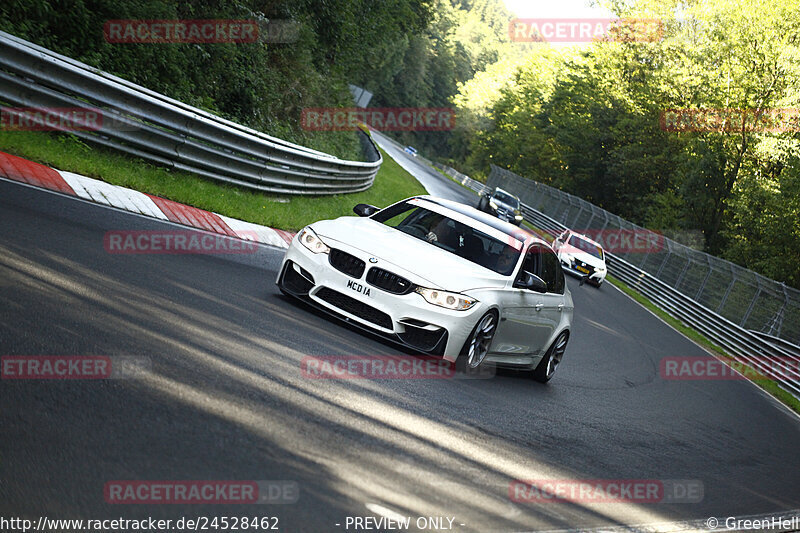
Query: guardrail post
[[674, 257, 691, 289], [770, 283, 789, 339], [573, 203, 585, 227], [740, 286, 762, 328], [655, 241, 673, 278], [597, 212, 610, 233], [695, 261, 713, 302], [716, 269, 737, 314], [764, 301, 785, 338]]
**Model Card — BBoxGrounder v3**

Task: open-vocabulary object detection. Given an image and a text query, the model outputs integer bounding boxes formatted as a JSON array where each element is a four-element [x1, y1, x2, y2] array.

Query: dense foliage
[[452, 0, 800, 288], [366, 0, 528, 155], [0, 0, 517, 159], [0, 0, 434, 159]]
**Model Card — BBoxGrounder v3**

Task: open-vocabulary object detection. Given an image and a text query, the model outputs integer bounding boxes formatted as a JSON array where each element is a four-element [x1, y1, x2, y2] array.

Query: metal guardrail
[[441, 166, 800, 400], [432, 163, 477, 189], [750, 331, 800, 359], [489, 167, 800, 347], [0, 31, 381, 195]]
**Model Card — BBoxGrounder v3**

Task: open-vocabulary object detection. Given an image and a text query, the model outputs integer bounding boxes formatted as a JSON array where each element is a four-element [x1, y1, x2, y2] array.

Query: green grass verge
[[0, 129, 426, 231], [607, 274, 800, 415]]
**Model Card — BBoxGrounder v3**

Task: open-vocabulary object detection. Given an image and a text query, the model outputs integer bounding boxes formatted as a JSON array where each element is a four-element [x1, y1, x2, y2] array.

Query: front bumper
[[559, 257, 606, 284], [489, 207, 522, 225], [276, 236, 485, 361]]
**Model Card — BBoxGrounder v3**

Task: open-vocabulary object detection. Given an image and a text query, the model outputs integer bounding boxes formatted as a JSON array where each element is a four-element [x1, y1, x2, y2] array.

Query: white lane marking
[[55, 170, 289, 248], [103, 184, 140, 213], [57, 170, 91, 199], [1, 176, 289, 254], [59, 171, 167, 221]]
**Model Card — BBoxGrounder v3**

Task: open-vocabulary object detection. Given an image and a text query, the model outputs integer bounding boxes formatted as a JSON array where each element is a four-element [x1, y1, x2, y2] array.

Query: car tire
[[457, 310, 498, 371], [477, 196, 489, 213], [532, 330, 569, 383]]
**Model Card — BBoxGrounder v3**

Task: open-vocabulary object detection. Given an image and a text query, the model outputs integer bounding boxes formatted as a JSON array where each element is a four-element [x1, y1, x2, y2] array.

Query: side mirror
[[353, 203, 379, 217], [515, 271, 548, 293]]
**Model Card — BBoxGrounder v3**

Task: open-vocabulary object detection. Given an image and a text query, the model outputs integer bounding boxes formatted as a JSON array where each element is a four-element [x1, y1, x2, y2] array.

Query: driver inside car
[[495, 248, 519, 276], [426, 215, 455, 247]]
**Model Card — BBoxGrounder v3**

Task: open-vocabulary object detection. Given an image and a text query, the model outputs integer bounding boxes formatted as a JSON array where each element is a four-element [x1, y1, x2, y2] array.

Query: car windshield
[[373, 201, 521, 275], [569, 235, 604, 260], [492, 190, 520, 209]]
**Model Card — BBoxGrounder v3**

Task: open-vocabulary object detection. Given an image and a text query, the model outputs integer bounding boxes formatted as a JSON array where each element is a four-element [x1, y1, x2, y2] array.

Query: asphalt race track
[[2, 148, 800, 532], [371, 131, 477, 205]]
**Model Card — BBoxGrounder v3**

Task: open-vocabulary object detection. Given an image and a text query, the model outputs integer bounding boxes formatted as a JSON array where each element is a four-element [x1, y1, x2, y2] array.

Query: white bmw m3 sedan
[[277, 196, 574, 381]]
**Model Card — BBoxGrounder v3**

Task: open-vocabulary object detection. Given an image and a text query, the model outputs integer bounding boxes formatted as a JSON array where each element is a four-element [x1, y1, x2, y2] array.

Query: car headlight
[[415, 287, 477, 311], [489, 200, 498, 210], [298, 227, 330, 254], [597, 265, 607, 272]]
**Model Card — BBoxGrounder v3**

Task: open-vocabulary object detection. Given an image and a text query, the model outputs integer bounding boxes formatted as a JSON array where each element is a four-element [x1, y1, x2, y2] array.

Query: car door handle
[[534, 303, 543, 312]]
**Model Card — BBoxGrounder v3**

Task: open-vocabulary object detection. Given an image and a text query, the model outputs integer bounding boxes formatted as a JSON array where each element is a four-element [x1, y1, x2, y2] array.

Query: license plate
[[346, 279, 372, 297], [576, 265, 589, 274]]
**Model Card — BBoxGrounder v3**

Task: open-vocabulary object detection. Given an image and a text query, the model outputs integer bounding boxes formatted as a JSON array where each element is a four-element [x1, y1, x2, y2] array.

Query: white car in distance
[[552, 230, 607, 287]]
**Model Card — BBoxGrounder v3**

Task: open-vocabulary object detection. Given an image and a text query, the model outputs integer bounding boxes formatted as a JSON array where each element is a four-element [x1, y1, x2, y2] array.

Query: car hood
[[312, 217, 508, 292]]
